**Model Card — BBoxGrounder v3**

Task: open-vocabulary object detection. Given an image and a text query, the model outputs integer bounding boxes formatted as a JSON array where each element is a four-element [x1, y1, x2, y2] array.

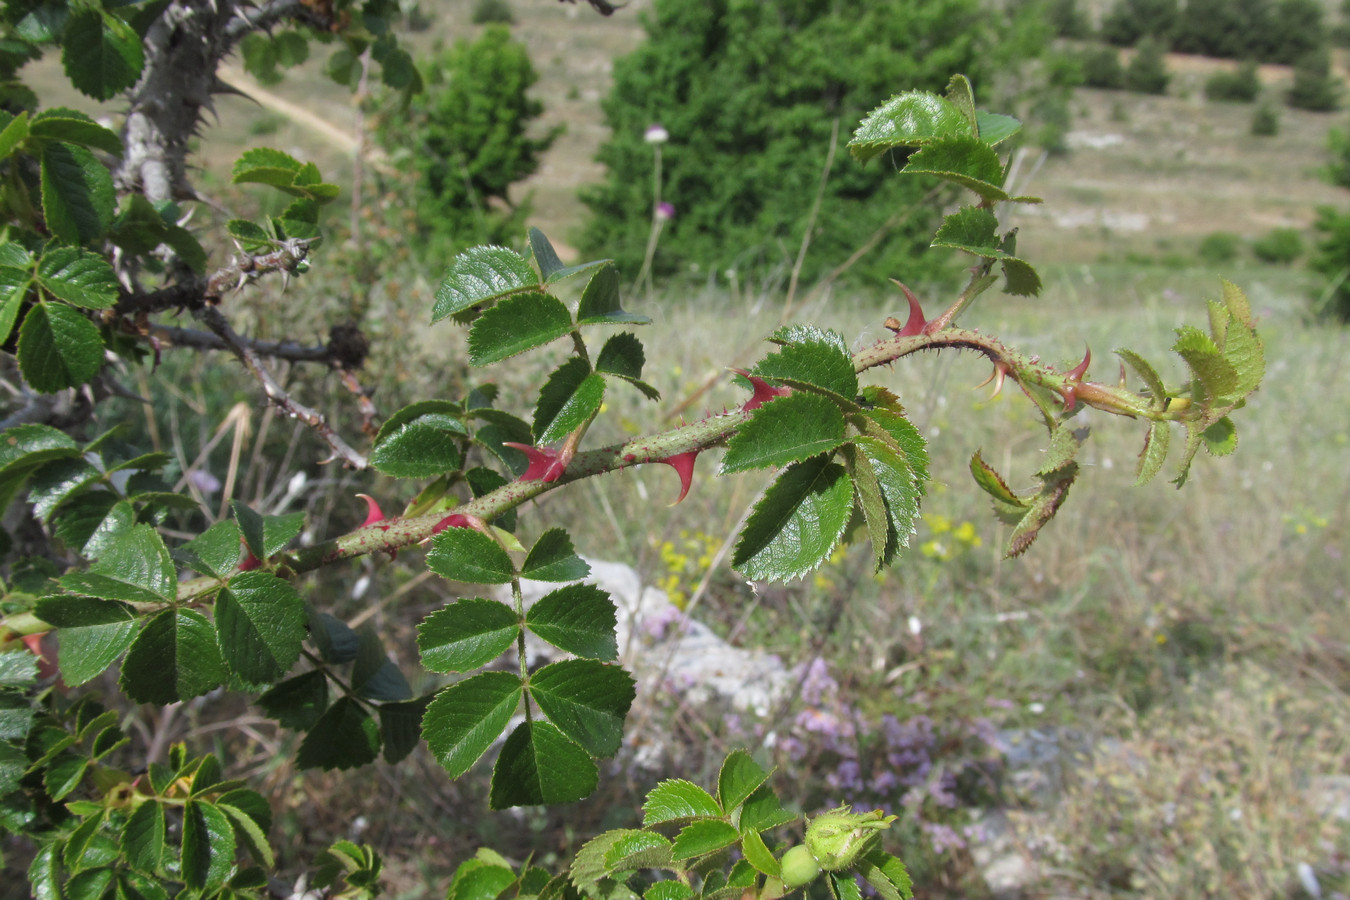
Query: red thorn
[[730, 368, 791, 412], [503, 442, 566, 482], [432, 513, 472, 534], [357, 493, 386, 527], [22, 633, 46, 660], [892, 281, 928, 336], [238, 551, 261, 571], [1068, 346, 1091, 382], [659, 451, 699, 505]]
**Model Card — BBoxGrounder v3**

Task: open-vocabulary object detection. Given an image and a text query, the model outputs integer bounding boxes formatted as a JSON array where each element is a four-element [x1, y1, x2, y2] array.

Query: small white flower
[[1027, 702, 1045, 715], [352, 574, 371, 601], [907, 615, 922, 636], [644, 123, 669, 144]]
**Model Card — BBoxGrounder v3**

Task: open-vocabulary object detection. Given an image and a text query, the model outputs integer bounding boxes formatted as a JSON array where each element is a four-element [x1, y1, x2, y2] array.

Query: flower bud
[[803, 807, 897, 871], [779, 844, 821, 888]]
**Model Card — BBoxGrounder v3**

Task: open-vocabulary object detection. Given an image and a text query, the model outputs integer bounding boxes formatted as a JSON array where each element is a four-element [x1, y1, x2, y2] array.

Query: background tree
[[376, 25, 560, 258], [1287, 45, 1342, 111], [579, 0, 1044, 287], [1124, 37, 1172, 94], [1101, 0, 1178, 46]]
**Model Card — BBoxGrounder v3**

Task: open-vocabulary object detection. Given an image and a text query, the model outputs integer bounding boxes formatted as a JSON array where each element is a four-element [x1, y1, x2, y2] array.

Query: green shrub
[[1046, 0, 1093, 38], [1079, 44, 1126, 89], [1311, 205, 1350, 318], [1287, 46, 1342, 111], [1124, 37, 1171, 94], [580, 0, 1039, 287], [1199, 231, 1242, 263], [471, 0, 516, 25], [1101, 0, 1178, 46], [1204, 60, 1261, 103], [1251, 100, 1281, 134], [1173, 0, 1322, 62], [375, 25, 559, 258], [1251, 227, 1304, 263]]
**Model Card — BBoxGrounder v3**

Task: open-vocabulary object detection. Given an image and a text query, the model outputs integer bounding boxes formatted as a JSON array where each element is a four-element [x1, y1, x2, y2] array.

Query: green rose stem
[[3, 320, 1194, 637]]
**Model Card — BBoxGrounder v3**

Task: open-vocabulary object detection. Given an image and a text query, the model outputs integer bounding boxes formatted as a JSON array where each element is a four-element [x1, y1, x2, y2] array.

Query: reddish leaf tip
[[503, 442, 566, 482]]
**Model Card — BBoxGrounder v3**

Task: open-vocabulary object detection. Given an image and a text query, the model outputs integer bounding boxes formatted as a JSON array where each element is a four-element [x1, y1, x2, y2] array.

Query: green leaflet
[[468, 291, 574, 365], [59, 524, 176, 605], [434, 245, 538, 322], [849, 90, 976, 163], [181, 800, 236, 890], [489, 720, 597, 809], [60, 10, 144, 100], [423, 671, 523, 777], [36, 246, 119, 309], [370, 406, 467, 478], [176, 520, 243, 579], [426, 527, 515, 584], [214, 571, 306, 687], [351, 627, 412, 701], [119, 609, 227, 704], [40, 142, 115, 245], [721, 393, 847, 474], [527, 659, 635, 757], [521, 528, 591, 582], [577, 265, 650, 325], [525, 584, 618, 661], [534, 358, 605, 444], [17, 301, 104, 392], [732, 456, 854, 581], [296, 697, 381, 771], [642, 779, 723, 826], [258, 670, 328, 730], [902, 136, 1009, 203], [754, 326, 857, 400], [379, 697, 432, 765], [717, 750, 771, 813], [670, 820, 739, 861], [418, 599, 520, 673], [30, 109, 123, 155]]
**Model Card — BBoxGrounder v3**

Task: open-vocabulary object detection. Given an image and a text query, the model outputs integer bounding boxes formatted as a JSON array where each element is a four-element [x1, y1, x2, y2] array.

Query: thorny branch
[[116, 239, 316, 316], [197, 306, 369, 470]]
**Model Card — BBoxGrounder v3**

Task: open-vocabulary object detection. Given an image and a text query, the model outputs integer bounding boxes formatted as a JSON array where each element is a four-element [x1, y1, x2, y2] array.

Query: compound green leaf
[[604, 830, 673, 873], [1116, 348, 1167, 404], [1173, 326, 1238, 406], [417, 599, 519, 673], [671, 820, 739, 861], [215, 571, 306, 686], [176, 520, 243, 579], [467, 292, 573, 366], [370, 406, 466, 479], [754, 326, 857, 400], [433, 246, 538, 322], [295, 696, 381, 770], [528, 659, 634, 757], [351, 626, 412, 701], [426, 526, 515, 584], [122, 799, 165, 874], [30, 109, 123, 155], [521, 528, 591, 582], [41, 142, 114, 245], [59, 523, 175, 604], [379, 697, 432, 764], [721, 393, 846, 474], [534, 358, 605, 444], [225, 218, 273, 253], [717, 750, 771, 813], [60, 10, 143, 100], [525, 584, 617, 661], [17, 301, 103, 392], [642, 779, 723, 826], [732, 456, 853, 581], [577, 265, 650, 325], [423, 671, 522, 777], [901, 136, 1008, 202], [850, 90, 975, 162], [258, 670, 328, 730], [119, 609, 226, 704], [181, 800, 235, 890], [489, 720, 597, 808]]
